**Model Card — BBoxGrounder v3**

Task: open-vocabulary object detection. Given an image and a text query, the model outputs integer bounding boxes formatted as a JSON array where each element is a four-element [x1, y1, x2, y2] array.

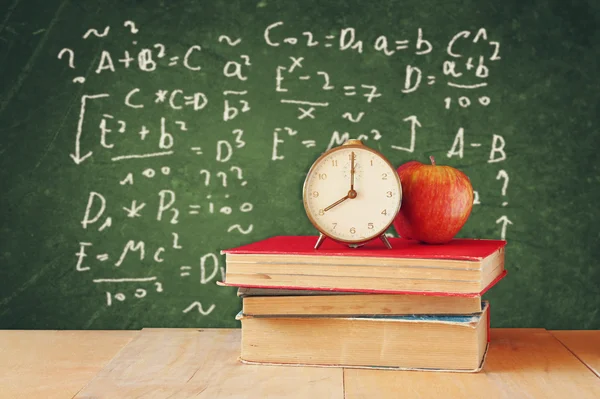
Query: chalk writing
[[182, 302, 216, 315], [61, 19, 507, 318]]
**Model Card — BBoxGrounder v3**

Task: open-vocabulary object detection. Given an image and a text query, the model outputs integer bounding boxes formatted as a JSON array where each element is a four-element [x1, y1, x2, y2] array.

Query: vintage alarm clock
[[302, 139, 402, 249]]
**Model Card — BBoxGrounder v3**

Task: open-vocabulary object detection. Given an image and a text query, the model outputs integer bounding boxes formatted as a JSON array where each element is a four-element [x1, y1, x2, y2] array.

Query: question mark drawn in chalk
[[230, 166, 247, 186], [124, 21, 138, 34], [58, 48, 75, 68], [496, 169, 509, 207], [58, 49, 85, 83]]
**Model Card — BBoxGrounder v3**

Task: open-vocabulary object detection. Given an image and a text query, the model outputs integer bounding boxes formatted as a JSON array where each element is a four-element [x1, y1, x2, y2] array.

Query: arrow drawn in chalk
[[495, 215, 513, 240], [70, 94, 110, 164], [391, 115, 421, 153]]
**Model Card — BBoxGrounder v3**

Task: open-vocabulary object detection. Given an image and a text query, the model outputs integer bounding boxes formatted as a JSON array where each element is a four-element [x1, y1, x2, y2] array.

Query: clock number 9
[[312, 191, 319, 198]]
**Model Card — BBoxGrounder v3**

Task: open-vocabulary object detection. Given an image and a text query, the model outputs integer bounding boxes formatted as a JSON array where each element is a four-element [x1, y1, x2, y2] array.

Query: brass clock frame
[[302, 139, 402, 249]]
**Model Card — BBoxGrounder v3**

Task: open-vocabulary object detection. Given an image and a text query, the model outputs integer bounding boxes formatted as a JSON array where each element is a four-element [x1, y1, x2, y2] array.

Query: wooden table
[[0, 329, 598, 398]]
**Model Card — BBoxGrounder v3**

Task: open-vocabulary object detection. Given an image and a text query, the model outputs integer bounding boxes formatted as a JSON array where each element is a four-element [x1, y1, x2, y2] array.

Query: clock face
[[303, 144, 402, 244]]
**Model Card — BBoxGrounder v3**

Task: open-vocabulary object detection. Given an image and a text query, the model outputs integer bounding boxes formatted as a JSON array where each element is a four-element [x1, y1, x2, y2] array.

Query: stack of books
[[220, 235, 506, 372]]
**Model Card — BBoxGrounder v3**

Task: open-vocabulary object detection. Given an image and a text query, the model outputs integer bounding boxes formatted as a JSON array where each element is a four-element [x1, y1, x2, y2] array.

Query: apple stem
[[429, 155, 436, 166]]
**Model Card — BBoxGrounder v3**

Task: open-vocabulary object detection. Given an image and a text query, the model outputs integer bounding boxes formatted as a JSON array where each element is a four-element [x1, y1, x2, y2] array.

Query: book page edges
[[237, 302, 490, 373], [238, 342, 489, 373], [236, 302, 489, 327], [218, 270, 507, 296]]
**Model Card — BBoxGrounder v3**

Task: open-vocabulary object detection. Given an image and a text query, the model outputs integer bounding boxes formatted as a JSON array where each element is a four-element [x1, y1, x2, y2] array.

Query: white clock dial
[[303, 144, 402, 243]]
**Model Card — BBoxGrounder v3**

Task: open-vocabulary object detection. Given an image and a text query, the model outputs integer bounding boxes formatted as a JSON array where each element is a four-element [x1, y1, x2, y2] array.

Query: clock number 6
[[350, 227, 356, 234]]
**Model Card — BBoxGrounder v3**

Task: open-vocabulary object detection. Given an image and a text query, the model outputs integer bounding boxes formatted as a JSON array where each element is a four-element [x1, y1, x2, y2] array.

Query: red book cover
[[221, 235, 506, 261], [219, 235, 507, 297]]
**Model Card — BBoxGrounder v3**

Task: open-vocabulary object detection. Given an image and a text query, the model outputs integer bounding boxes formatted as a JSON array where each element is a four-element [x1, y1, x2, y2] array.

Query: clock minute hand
[[324, 195, 350, 212], [350, 151, 355, 191]]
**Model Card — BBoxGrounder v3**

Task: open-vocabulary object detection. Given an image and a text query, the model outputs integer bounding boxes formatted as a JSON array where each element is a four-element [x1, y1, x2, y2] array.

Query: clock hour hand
[[324, 195, 349, 212], [323, 190, 357, 212]]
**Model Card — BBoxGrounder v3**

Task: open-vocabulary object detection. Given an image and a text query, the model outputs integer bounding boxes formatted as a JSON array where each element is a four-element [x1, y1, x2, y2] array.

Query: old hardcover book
[[221, 235, 506, 295], [238, 302, 490, 372], [239, 288, 484, 315]]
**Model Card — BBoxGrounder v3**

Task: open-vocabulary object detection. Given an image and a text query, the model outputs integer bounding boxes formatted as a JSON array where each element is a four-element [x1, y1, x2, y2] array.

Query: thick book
[[239, 288, 483, 315], [238, 302, 490, 372], [221, 235, 506, 295]]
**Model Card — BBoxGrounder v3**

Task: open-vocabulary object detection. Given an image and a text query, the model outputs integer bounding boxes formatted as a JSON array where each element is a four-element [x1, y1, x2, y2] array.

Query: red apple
[[393, 156, 473, 244]]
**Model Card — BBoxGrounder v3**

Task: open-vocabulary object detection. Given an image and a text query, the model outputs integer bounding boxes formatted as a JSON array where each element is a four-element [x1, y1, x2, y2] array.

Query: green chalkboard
[[1, 0, 599, 330]]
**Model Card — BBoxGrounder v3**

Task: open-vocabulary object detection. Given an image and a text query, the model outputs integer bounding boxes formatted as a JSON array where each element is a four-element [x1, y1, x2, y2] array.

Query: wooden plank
[[552, 330, 600, 378], [0, 330, 136, 399], [75, 328, 343, 399], [344, 329, 600, 399]]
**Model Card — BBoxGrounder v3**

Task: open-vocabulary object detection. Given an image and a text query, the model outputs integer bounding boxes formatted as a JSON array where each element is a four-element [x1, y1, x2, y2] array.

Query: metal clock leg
[[379, 234, 392, 249], [314, 233, 326, 249]]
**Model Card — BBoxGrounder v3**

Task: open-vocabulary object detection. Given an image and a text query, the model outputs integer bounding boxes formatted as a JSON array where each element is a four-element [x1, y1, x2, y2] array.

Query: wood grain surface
[[0, 330, 135, 399], [344, 329, 600, 399], [1, 329, 599, 399], [75, 328, 343, 399], [552, 330, 600, 378]]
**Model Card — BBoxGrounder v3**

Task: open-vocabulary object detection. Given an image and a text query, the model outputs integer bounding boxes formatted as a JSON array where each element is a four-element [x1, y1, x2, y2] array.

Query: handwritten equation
[[60, 20, 510, 316]]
